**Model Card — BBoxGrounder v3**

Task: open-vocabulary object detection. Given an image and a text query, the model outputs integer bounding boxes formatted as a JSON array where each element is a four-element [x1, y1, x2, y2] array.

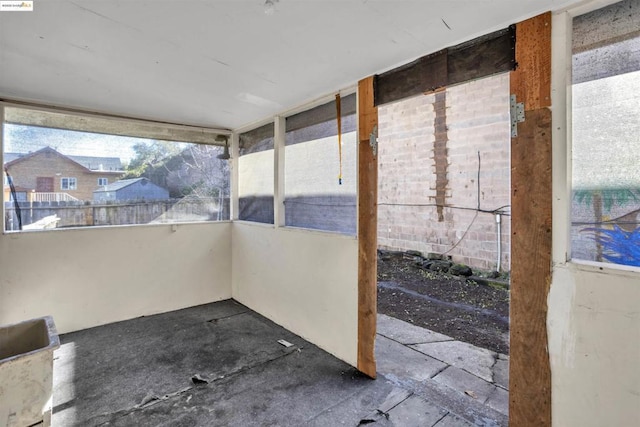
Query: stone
[[432, 366, 496, 403], [375, 336, 447, 382], [387, 395, 448, 426], [425, 252, 444, 260], [429, 260, 452, 272], [377, 314, 453, 345], [410, 341, 497, 382], [485, 387, 509, 416], [449, 264, 473, 277], [492, 357, 509, 390], [433, 413, 474, 426], [420, 260, 434, 270]]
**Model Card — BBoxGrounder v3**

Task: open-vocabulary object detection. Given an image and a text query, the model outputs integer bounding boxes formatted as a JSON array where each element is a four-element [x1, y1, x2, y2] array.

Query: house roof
[[95, 177, 150, 192], [67, 154, 122, 172], [4, 147, 123, 174], [0, 1, 581, 130], [4, 152, 23, 163]]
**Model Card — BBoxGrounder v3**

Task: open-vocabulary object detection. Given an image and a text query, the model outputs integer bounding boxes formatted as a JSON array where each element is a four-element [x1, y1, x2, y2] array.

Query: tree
[[124, 141, 182, 179], [125, 141, 230, 200]]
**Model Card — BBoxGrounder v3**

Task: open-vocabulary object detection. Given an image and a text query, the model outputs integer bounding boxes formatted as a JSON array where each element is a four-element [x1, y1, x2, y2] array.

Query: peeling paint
[[548, 267, 576, 368]]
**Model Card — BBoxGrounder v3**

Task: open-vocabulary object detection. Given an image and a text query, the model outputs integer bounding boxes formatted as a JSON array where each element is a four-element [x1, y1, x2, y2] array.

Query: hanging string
[[335, 93, 343, 185]]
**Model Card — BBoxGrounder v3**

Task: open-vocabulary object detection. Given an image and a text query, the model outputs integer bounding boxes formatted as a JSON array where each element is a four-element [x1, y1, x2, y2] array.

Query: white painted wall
[[0, 222, 232, 333], [232, 222, 358, 366], [239, 149, 274, 198], [285, 131, 357, 197], [549, 6, 640, 426], [548, 264, 640, 426]]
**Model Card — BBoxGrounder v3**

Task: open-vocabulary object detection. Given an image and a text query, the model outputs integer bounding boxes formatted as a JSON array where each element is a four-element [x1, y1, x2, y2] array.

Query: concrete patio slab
[[410, 340, 498, 382], [485, 387, 509, 416], [377, 313, 454, 345], [434, 413, 474, 426], [492, 358, 509, 390], [375, 335, 448, 382], [387, 395, 448, 426], [433, 366, 497, 404]]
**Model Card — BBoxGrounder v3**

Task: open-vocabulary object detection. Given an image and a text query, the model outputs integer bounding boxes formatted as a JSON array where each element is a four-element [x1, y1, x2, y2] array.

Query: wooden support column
[[357, 76, 378, 378], [509, 12, 553, 427]]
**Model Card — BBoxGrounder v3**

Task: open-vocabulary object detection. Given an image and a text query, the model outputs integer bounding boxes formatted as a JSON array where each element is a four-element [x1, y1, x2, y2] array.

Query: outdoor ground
[[377, 251, 510, 354]]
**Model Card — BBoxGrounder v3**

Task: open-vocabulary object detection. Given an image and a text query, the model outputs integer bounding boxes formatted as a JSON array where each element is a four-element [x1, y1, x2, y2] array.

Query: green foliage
[[124, 141, 181, 179]]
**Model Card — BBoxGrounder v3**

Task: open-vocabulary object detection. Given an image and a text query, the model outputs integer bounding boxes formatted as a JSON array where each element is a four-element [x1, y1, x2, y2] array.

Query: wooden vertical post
[[509, 12, 553, 427], [357, 76, 378, 378]]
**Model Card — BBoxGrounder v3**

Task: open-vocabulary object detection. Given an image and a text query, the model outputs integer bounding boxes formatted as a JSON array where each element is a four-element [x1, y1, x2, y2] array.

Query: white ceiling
[[0, 0, 579, 131]]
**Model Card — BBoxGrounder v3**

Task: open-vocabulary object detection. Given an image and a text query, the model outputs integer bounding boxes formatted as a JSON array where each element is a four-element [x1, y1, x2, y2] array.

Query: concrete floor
[[52, 300, 508, 426]]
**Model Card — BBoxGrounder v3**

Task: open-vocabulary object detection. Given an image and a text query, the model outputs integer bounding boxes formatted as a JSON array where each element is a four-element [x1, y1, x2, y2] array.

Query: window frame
[[61, 177, 77, 190], [97, 178, 108, 186], [281, 93, 358, 236], [555, 0, 640, 273], [1, 101, 233, 233]]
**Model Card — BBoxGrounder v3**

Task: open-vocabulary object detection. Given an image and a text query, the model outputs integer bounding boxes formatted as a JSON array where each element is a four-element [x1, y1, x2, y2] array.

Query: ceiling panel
[[0, 0, 580, 130]]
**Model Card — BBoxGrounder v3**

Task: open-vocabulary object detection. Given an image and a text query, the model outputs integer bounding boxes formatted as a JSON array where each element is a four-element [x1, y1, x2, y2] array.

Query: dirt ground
[[377, 251, 510, 354]]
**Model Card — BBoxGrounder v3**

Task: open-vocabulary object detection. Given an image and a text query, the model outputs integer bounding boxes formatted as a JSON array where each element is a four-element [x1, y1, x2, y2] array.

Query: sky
[[3, 123, 149, 164]]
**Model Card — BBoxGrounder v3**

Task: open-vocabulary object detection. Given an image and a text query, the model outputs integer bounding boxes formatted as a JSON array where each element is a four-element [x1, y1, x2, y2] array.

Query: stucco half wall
[[232, 221, 358, 367], [548, 263, 640, 426], [0, 222, 232, 333]]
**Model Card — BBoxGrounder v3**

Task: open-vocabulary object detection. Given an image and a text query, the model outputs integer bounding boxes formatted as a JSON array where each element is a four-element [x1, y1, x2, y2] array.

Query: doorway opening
[[373, 73, 512, 418]]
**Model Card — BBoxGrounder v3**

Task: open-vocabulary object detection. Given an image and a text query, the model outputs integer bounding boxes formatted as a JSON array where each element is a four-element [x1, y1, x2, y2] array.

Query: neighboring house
[[3, 146, 124, 201], [93, 177, 169, 202]]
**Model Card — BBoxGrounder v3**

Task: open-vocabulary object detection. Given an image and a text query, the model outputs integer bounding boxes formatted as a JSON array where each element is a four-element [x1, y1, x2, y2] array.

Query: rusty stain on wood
[[509, 11, 553, 427], [357, 76, 378, 379]]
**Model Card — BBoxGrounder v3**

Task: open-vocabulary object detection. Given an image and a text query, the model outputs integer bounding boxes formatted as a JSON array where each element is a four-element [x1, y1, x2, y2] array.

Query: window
[[239, 124, 274, 224], [61, 177, 77, 190], [3, 106, 230, 231], [284, 94, 357, 235], [571, 0, 640, 267]]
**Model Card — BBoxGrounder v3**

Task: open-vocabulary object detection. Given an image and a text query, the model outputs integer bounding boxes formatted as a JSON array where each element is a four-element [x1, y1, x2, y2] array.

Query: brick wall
[[378, 73, 511, 271]]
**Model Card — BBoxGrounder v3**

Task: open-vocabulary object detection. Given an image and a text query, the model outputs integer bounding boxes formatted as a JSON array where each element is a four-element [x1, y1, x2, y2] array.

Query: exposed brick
[[378, 73, 511, 271]]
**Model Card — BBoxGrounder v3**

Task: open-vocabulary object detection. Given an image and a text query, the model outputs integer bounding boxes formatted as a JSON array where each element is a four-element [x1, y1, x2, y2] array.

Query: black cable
[[442, 151, 482, 254], [443, 210, 479, 255], [4, 169, 22, 230], [377, 203, 510, 216]]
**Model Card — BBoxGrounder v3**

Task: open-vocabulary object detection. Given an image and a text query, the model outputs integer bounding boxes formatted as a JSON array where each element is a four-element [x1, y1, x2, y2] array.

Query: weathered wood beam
[[357, 76, 378, 379], [375, 26, 516, 106], [509, 11, 553, 427]]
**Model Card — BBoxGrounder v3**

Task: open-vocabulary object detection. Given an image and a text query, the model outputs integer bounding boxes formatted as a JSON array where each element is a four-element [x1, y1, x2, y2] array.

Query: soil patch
[[377, 251, 510, 354]]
